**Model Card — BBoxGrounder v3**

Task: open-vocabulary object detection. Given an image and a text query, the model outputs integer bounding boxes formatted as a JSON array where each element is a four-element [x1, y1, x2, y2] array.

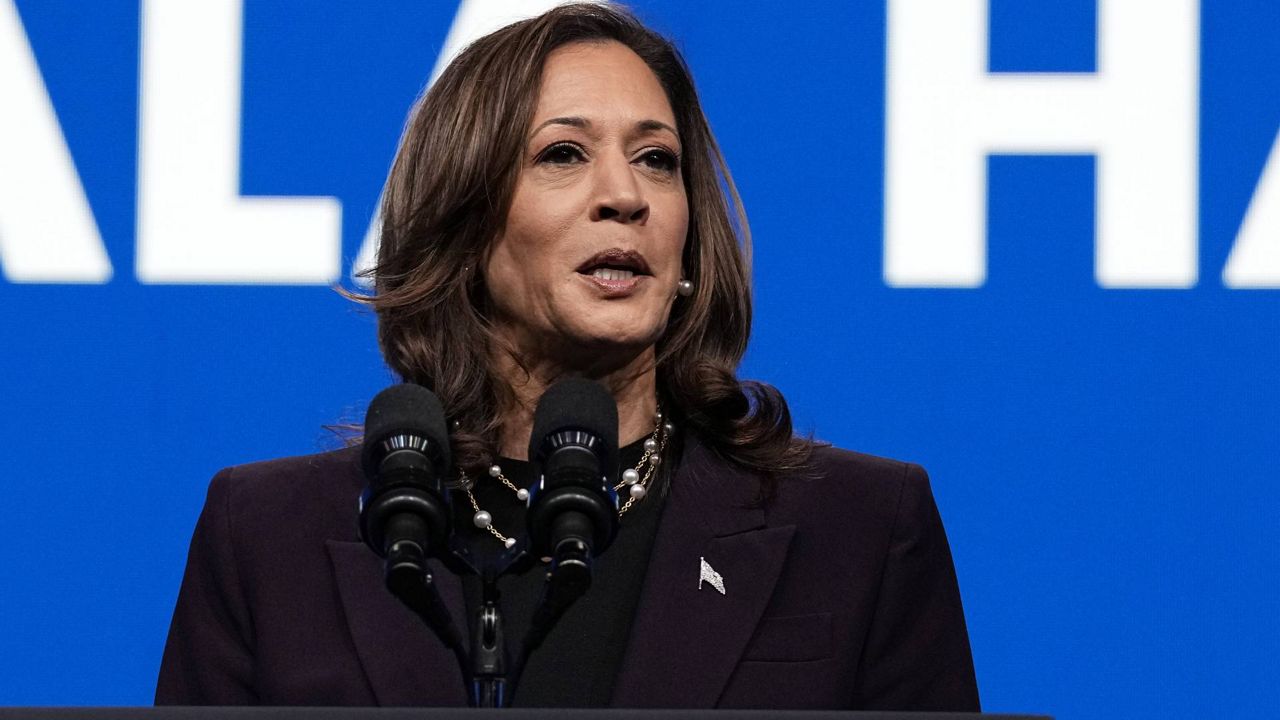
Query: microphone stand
[[384, 455, 614, 704], [457, 532, 596, 707], [517, 517, 593, 670], [379, 537, 471, 690], [470, 565, 509, 708], [382, 533, 529, 708], [451, 538, 534, 708], [384, 512, 608, 708]]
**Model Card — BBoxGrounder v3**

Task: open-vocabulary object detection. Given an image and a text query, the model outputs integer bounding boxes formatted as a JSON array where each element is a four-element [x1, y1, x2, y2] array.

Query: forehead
[[532, 40, 676, 128]]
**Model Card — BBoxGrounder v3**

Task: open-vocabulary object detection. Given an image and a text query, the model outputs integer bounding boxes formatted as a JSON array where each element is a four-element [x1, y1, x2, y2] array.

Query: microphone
[[357, 383, 470, 691], [358, 383, 452, 576], [525, 377, 620, 575], [514, 378, 621, 672]]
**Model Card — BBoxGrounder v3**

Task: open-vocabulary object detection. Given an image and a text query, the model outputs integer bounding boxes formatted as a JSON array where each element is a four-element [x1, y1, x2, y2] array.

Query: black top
[[451, 438, 667, 707]]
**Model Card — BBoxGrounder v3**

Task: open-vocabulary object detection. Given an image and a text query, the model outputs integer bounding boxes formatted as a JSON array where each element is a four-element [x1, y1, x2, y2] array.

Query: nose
[[590, 153, 649, 224]]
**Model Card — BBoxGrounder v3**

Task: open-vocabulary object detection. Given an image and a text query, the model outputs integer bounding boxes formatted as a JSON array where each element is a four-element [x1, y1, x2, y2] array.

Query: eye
[[537, 142, 586, 165], [636, 147, 679, 174]]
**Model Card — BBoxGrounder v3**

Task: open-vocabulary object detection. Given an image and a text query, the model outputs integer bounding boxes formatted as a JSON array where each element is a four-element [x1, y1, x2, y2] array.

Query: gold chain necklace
[[462, 409, 672, 548]]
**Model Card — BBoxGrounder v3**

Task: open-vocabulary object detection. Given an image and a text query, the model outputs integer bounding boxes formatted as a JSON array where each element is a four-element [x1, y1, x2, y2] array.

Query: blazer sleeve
[[852, 463, 981, 711], [155, 467, 257, 704]]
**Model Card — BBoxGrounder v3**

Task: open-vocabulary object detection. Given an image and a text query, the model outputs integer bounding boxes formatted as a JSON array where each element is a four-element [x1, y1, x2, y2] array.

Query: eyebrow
[[530, 116, 679, 138]]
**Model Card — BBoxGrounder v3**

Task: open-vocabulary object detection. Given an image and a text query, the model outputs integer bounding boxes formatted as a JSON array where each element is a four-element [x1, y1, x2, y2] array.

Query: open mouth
[[575, 249, 652, 281], [589, 267, 637, 281]]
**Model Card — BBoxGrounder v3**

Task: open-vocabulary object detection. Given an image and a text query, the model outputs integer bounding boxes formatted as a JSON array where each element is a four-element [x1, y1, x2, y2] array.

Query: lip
[[578, 271, 648, 298], [574, 248, 653, 276], [574, 247, 653, 299]]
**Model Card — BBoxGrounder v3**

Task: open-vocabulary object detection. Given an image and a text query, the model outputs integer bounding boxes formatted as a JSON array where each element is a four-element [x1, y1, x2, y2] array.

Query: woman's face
[[485, 40, 689, 364]]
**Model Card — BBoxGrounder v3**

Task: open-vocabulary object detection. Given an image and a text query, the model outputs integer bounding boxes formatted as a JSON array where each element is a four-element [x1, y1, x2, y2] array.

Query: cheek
[[485, 217, 572, 313], [487, 200, 539, 290], [661, 197, 691, 273], [497, 189, 577, 270], [484, 238, 522, 297]]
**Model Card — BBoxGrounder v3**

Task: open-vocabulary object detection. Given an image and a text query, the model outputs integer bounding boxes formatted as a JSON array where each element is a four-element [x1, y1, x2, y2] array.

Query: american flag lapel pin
[[699, 556, 725, 595]]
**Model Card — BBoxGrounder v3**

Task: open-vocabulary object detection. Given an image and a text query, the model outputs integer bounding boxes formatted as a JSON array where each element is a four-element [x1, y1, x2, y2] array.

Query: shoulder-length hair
[[360, 2, 810, 491]]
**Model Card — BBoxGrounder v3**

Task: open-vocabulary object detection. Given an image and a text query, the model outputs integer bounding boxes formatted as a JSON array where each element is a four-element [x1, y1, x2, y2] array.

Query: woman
[[157, 3, 979, 710]]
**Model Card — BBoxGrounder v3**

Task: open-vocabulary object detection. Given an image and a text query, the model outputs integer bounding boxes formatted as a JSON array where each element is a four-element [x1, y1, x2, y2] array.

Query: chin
[[568, 317, 664, 356]]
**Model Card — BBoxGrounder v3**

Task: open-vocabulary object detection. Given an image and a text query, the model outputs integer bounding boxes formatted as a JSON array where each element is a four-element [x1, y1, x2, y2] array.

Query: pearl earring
[[677, 279, 695, 297]]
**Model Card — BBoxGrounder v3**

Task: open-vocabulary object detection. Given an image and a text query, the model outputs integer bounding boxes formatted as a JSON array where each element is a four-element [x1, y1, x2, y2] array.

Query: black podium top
[[0, 708, 1050, 720]]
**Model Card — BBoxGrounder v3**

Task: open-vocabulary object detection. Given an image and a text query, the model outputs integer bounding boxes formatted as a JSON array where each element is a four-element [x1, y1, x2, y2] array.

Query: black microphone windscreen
[[361, 383, 450, 479], [529, 377, 619, 462]]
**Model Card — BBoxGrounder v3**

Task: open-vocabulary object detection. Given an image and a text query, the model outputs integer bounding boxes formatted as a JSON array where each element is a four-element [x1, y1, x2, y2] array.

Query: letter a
[[1224, 127, 1280, 288], [0, 0, 111, 283]]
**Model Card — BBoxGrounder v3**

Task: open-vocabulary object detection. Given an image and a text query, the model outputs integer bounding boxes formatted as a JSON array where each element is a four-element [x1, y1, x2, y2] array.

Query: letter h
[[885, 0, 1199, 288]]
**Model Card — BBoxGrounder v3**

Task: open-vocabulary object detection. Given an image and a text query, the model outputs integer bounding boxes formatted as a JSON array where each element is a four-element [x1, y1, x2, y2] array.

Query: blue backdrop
[[2, 2, 1277, 718]]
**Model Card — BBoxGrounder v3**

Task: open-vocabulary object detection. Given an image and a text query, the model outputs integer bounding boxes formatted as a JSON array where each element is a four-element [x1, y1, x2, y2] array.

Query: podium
[[0, 709, 1050, 720]]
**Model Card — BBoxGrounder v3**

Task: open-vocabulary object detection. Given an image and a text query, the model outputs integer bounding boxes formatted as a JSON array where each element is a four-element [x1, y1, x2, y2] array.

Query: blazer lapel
[[325, 540, 469, 706], [612, 438, 796, 708]]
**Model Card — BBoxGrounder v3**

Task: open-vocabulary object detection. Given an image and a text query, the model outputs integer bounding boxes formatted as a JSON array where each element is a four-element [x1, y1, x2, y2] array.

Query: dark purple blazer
[[156, 435, 979, 710]]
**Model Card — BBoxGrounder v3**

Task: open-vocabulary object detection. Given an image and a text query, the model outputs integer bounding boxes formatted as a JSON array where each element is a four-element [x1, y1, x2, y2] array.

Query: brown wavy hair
[[355, 3, 812, 494]]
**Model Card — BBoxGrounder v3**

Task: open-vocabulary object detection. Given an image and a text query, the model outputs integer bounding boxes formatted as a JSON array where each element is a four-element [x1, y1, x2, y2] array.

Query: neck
[[491, 343, 659, 460]]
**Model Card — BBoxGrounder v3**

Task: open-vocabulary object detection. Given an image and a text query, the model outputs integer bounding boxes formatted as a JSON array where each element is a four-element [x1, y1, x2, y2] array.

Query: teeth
[[591, 268, 635, 281]]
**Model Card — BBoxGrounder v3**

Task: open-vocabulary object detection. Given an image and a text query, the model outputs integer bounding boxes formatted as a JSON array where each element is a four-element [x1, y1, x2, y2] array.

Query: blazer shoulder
[[206, 445, 363, 535], [760, 443, 936, 541], [221, 444, 362, 485], [801, 443, 928, 499]]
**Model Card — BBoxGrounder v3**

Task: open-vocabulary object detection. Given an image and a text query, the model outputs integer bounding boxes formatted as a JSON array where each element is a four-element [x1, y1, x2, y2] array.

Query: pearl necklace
[[463, 409, 673, 548]]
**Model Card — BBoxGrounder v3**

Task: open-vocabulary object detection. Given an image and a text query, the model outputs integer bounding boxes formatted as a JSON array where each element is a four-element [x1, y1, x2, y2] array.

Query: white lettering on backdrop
[[0, 0, 111, 283], [885, 0, 1199, 288], [1, 0, 1276, 287], [135, 0, 341, 284], [1224, 128, 1280, 288]]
